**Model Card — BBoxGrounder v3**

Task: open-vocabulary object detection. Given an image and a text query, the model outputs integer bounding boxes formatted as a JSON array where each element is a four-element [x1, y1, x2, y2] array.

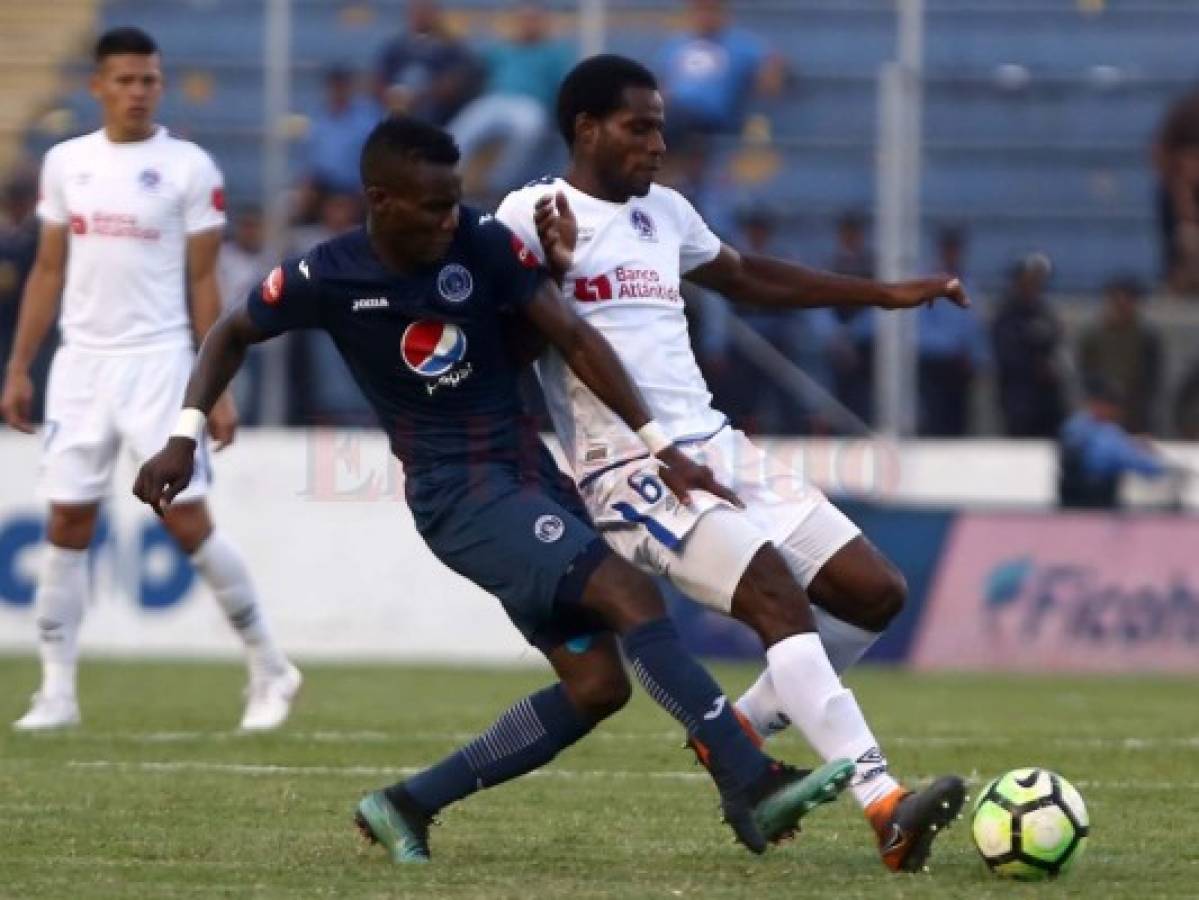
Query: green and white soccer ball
[[972, 768, 1089, 880]]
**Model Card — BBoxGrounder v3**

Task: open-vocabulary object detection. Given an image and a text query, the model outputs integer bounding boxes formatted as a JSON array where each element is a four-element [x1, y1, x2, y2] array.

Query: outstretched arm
[[133, 306, 271, 513], [522, 277, 740, 508], [685, 244, 969, 311]]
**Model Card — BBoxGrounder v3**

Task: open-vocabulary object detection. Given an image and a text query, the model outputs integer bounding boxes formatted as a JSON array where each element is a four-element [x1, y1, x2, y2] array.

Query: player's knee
[[46, 505, 99, 550], [732, 548, 813, 646], [583, 555, 666, 632], [570, 669, 632, 721], [859, 563, 907, 631]]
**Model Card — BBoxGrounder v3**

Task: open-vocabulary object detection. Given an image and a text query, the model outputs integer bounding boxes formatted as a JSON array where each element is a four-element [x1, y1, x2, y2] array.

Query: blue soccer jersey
[[245, 208, 546, 473], [244, 207, 608, 651]]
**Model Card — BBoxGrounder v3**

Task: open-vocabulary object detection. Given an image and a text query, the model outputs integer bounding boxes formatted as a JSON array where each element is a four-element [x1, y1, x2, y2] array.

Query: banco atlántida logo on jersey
[[401, 321, 473, 395]]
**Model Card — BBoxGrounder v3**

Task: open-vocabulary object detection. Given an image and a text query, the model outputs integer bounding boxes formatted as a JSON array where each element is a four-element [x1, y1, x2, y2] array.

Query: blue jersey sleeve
[[245, 256, 323, 335], [477, 216, 548, 313]]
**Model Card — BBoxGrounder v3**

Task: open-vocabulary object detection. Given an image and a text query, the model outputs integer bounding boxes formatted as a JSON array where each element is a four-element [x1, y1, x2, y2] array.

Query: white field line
[[36, 731, 1199, 750], [58, 760, 1199, 792]]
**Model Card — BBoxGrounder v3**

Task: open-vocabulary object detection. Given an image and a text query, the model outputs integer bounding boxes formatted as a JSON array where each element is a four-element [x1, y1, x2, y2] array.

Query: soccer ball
[[971, 768, 1089, 880]]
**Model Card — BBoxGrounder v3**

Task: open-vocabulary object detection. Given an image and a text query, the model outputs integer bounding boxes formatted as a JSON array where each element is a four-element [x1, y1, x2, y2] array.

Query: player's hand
[[882, 276, 970, 310], [133, 437, 197, 516], [208, 392, 238, 451], [0, 369, 35, 434], [656, 445, 744, 509], [535, 191, 578, 278]]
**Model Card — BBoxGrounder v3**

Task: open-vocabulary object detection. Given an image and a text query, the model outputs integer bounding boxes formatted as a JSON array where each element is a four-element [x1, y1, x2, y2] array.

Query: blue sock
[[622, 617, 771, 791], [399, 683, 593, 815]]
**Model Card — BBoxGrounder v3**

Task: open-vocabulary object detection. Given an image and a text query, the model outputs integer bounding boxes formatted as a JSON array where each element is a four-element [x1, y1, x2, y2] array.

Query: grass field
[[1, 657, 1196, 899]]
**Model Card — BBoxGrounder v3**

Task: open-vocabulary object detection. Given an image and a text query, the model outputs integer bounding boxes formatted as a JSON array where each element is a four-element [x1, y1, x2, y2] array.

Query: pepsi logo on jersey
[[401, 321, 468, 377]]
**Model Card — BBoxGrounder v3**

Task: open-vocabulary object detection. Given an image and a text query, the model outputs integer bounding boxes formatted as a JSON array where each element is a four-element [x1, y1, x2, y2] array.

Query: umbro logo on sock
[[856, 747, 886, 766], [703, 695, 727, 721]]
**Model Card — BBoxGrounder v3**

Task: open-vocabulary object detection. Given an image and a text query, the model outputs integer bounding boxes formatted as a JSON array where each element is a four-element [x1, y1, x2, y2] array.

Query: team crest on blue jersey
[[401, 321, 468, 377], [630, 209, 657, 242], [436, 264, 474, 303], [138, 168, 161, 191], [534, 514, 565, 543]]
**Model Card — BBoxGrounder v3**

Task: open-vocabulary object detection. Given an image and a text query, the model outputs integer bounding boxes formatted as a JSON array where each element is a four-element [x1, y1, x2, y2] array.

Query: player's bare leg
[[716, 542, 965, 871], [13, 502, 98, 731], [162, 500, 300, 731]]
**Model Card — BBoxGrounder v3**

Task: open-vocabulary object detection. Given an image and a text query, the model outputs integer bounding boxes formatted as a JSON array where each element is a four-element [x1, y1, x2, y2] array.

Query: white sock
[[812, 606, 883, 674], [34, 545, 88, 698], [190, 532, 288, 675], [733, 610, 882, 734], [734, 669, 789, 739], [765, 632, 899, 809]]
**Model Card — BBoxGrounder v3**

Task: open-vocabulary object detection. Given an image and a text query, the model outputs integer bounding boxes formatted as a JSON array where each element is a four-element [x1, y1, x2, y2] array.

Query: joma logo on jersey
[[352, 297, 389, 312]]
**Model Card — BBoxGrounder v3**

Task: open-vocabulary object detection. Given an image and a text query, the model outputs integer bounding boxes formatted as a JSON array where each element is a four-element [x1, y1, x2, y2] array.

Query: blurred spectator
[[655, 0, 786, 140], [991, 255, 1066, 438], [304, 65, 382, 195], [449, 2, 573, 198], [290, 192, 364, 257], [916, 226, 989, 436], [819, 211, 875, 426], [1153, 88, 1199, 294], [289, 194, 373, 427], [1174, 357, 1199, 439], [218, 205, 272, 424], [1058, 378, 1168, 509], [0, 168, 54, 423], [706, 205, 809, 434], [374, 0, 483, 126], [1077, 276, 1161, 435]]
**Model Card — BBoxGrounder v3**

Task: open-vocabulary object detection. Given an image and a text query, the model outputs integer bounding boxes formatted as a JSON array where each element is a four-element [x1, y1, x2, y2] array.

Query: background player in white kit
[[0, 28, 299, 732], [497, 55, 969, 872]]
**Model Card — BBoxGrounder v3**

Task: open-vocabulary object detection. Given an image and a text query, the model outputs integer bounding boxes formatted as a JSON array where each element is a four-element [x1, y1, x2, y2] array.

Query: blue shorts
[[408, 447, 610, 653]]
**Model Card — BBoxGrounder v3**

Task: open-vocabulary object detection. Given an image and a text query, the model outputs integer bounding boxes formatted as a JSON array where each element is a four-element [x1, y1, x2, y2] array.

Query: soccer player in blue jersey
[[133, 116, 854, 862]]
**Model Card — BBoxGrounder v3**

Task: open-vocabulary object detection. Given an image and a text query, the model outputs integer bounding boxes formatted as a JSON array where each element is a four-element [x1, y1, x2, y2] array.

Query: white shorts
[[39, 344, 211, 504], [582, 425, 860, 613]]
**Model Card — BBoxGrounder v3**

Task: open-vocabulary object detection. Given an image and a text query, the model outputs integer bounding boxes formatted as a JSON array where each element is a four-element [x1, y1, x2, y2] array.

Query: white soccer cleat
[[12, 692, 81, 731], [238, 663, 302, 732]]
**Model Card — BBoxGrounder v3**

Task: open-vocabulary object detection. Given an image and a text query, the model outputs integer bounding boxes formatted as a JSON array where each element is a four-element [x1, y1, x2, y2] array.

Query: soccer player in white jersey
[[0, 28, 299, 732], [497, 55, 968, 872]]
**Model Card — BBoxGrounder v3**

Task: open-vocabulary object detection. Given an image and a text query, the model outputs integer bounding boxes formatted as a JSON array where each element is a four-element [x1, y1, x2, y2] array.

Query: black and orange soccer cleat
[[866, 776, 968, 873]]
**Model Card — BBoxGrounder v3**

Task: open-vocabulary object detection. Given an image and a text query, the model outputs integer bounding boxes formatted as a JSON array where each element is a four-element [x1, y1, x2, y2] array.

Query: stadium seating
[[33, 0, 1199, 291]]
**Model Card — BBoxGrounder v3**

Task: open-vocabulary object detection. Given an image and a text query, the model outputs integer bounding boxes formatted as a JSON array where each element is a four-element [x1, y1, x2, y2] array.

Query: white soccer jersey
[[36, 126, 226, 353], [496, 178, 726, 482]]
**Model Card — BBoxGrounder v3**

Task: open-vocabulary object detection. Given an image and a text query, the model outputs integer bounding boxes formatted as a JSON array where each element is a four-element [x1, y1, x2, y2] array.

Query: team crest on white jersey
[[138, 168, 161, 191], [437, 264, 473, 303], [630, 209, 657, 242]]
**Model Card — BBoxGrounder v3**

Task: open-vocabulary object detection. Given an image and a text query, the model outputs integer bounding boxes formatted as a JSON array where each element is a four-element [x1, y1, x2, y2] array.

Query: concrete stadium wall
[[0, 431, 1196, 670]]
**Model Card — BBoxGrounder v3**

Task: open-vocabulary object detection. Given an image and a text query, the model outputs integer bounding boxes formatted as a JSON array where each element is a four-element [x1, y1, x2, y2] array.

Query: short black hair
[[94, 27, 158, 64], [556, 54, 658, 146], [359, 116, 460, 187]]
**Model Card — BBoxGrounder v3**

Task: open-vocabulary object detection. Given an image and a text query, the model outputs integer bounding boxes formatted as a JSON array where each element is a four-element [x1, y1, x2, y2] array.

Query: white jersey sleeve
[[672, 191, 722, 274], [182, 149, 226, 235], [495, 186, 549, 266], [36, 145, 68, 225]]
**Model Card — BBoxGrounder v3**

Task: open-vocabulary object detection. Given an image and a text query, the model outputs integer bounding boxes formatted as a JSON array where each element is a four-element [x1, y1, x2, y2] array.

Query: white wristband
[[170, 408, 206, 442], [637, 420, 672, 456]]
